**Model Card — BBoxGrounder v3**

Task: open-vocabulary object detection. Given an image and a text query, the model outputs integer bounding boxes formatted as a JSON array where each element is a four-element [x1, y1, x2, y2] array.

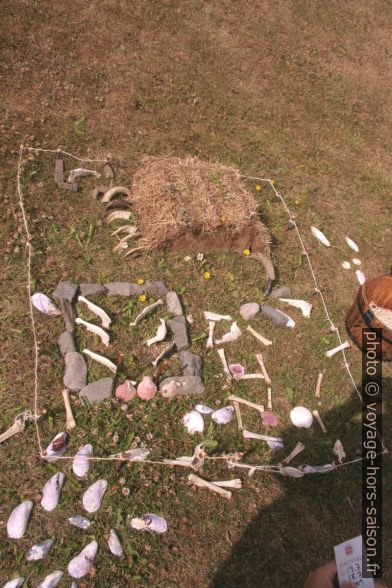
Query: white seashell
[[78, 296, 111, 329], [278, 298, 312, 318], [41, 472, 65, 512], [333, 439, 346, 463], [130, 299, 163, 326], [211, 406, 234, 425], [37, 570, 63, 588], [183, 410, 204, 434], [108, 529, 123, 557], [26, 538, 54, 561], [68, 168, 100, 182], [145, 318, 167, 346], [290, 406, 313, 429], [82, 479, 108, 513], [44, 432, 68, 462], [131, 514, 168, 534], [341, 260, 351, 269], [7, 500, 33, 539], [352, 258, 361, 265], [72, 444, 93, 478], [3, 578, 25, 588], [195, 404, 214, 415], [68, 515, 91, 530], [204, 311, 232, 322], [82, 348, 117, 373], [310, 226, 331, 247], [75, 317, 110, 346], [31, 293, 61, 315], [68, 540, 98, 579], [215, 321, 242, 345], [346, 236, 359, 252], [356, 269, 366, 285]]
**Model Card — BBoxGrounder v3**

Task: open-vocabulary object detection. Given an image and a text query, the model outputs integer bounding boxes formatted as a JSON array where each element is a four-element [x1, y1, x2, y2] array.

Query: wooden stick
[[315, 372, 324, 400], [188, 474, 232, 499], [229, 394, 264, 413], [313, 409, 327, 433], [246, 325, 272, 346], [233, 401, 243, 430], [62, 388, 76, 430], [255, 353, 271, 384]]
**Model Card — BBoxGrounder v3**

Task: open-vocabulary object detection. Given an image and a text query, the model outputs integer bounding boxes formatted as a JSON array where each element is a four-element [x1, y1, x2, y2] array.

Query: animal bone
[[163, 443, 206, 470], [204, 311, 232, 322], [123, 246, 145, 258], [299, 463, 336, 474], [246, 325, 272, 346], [217, 348, 232, 380], [75, 317, 110, 346], [313, 409, 327, 433], [346, 236, 359, 252], [0, 419, 24, 444], [215, 321, 242, 345], [109, 448, 150, 461], [242, 430, 283, 443], [341, 260, 351, 269], [235, 373, 264, 380], [82, 349, 117, 373], [352, 257, 361, 265], [68, 168, 100, 182], [213, 479, 242, 489], [206, 320, 215, 348], [106, 210, 131, 223], [130, 299, 163, 326], [151, 341, 175, 367], [101, 186, 132, 203], [333, 439, 346, 464], [113, 232, 141, 253], [228, 394, 264, 413], [311, 226, 331, 247], [233, 401, 243, 430], [111, 224, 138, 237], [62, 389, 76, 430], [278, 465, 305, 478], [282, 442, 305, 465], [315, 371, 324, 401], [105, 198, 132, 211], [255, 353, 271, 384], [78, 296, 111, 328], [278, 298, 312, 318], [145, 319, 167, 346], [325, 340, 350, 358], [188, 474, 232, 499]]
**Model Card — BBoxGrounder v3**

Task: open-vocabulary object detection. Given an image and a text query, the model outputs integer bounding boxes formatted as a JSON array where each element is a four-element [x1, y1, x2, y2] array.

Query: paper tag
[[334, 535, 375, 587]]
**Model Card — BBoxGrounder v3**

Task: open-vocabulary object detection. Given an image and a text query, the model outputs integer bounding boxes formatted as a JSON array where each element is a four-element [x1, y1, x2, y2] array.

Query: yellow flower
[[220, 216, 226, 223], [255, 185, 262, 191], [294, 199, 300, 205], [203, 271, 211, 280], [139, 294, 146, 302], [243, 248, 251, 256], [137, 278, 145, 285], [270, 180, 275, 186]]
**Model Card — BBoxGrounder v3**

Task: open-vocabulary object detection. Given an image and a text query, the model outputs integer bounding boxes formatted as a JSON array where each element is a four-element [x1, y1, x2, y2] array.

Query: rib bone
[[255, 353, 271, 384], [233, 401, 243, 430], [78, 296, 111, 329], [246, 325, 272, 346], [217, 348, 232, 380], [228, 394, 264, 413], [313, 409, 327, 433]]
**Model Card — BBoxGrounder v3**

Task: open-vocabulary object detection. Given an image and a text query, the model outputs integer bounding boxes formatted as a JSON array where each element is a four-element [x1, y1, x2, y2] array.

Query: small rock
[[103, 163, 115, 179], [63, 352, 87, 392], [79, 283, 108, 297], [58, 331, 76, 356], [260, 305, 293, 327], [166, 291, 183, 316], [104, 282, 144, 296], [169, 316, 190, 351], [271, 286, 292, 299], [57, 298, 76, 332], [80, 378, 113, 405], [53, 281, 79, 303], [239, 302, 260, 321], [179, 351, 202, 377], [144, 280, 169, 296], [159, 376, 204, 397]]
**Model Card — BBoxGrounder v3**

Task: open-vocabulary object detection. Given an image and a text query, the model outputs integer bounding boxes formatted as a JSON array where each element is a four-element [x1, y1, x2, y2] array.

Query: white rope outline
[[15, 146, 389, 472]]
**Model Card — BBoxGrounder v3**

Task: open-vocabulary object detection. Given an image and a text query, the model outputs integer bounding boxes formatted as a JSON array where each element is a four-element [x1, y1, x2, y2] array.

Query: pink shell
[[137, 376, 157, 401], [116, 380, 136, 402], [228, 363, 245, 377], [260, 411, 279, 427]]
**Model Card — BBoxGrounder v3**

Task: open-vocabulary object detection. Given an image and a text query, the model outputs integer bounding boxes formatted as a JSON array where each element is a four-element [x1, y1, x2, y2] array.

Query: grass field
[[1, 1, 392, 587]]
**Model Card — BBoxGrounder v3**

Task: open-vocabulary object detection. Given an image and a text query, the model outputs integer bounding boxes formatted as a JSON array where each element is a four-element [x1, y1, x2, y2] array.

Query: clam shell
[[67, 540, 98, 579], [108, 528, 123, 557], [131, 513, 168, 534], [31, 293, 61, 315], [3, 578, 25, 588], [7, 500, 33, 539], [37, 570, 63, 588], [290, 406, 313, 429], [26, 538, 54, 561], [72, 444, 93, 478], [44, 432, 68, 462], [211, 406, 234, 425], [82, 479, 108, 513], [195, 404, 214, 415], [68, 515, 91, 530], [137, 376, 157, 401], [41, 472, 65, 512], [183, 410, 204, 434]]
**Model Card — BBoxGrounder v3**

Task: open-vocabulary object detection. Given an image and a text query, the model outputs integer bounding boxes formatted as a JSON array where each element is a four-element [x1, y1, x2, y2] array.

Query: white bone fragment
[[204, 311, 232, 322], [325, 340, 350, 358], [333, 439, 346, 464], [352, 257, 361, 265], [346, 236, 359, 252], [246, 325, 272, 346], [228, 394, 264, 413], [130, 299, 163, 326], [267, 387, 272, 410], [278, 298, 312, 318], [278, 465, 305, 478], [78, 296, 111, 329], [341, 260, 351, 269], [62, 389, 76, 430], [217, 348, 232, 380], [68, 168, 100, 182], [215, 321, 242, 345], [188, 474, 232, 499], [101, 186, 132, 203], [299, 463, 336, 474], [356, 269, 366, 285], [75, 317, 109, 346], [0, 419, 24, 444], [145, 319, 167, 347], [113, 232, 141, 253], [242, 430, 283, 443], [213, 479, 242, 489], [106, 210, 131, 223], [123, 246, 145, 258], [109, 448, 150, 461], [111, 224, 138, 237], [235, 373, 264, 380], [313, 409, 327, 433], [255, 353, 271, 384], [233, 401, 243, 430], [151, 341, 175, 367], [82, 349, 117, 373], [163, 443, 206, 470], [206, 320, 215, 348], [282, 442, 305, 465], [315, 372, 324, 400], [311, 226, 331, 247]]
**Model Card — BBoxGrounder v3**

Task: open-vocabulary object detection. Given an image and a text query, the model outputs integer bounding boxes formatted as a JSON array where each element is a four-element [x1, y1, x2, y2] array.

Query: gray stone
[[103, 163, 115, 179], [104, 282, 143, 296], [179, 351, 202, 377], [57, 298, 76, 332], [58, 182, 79, 192], [54, 158, 64, 184], [79, 377, 113, 405], [144, 280, 169, 296], [53, 281, 78, 303], [271, 286, 292, 299], [58, 331, 76, 356], [239, 302, 260, 321], [166, 291, 183, 316], [260, 305, 292, 327], [63, 352, 87, 392], [79, 283, 108, 297], [159, 375, 204, 397], [169, 316, 190, 351]]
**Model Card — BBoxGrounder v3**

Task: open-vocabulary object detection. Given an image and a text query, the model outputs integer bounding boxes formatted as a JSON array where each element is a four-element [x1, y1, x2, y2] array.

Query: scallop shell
[[183, 410, 204, 434], [41, 472, 65, 512], [26, 538, 54, 561], [131, 513, 168, 534], [37, 570, 63, 588], [31, 293, 61, 315], [67, 541, 98, 579], [108, 528, 123, 557], [211, 406, 234, 425], [68, 515, 91, 530], [195, 404, 214, 415], [44, 432, 68, 462], [137, 376, 157, 401], [72, 444, 93, 478], [3, 578, 25, 588], [82, 479, 108, 513], [7, 500, 33, 539], [290, 406, 313, 429]]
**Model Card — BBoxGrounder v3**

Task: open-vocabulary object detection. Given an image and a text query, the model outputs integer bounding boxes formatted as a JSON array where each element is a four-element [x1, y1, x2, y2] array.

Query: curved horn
[[250, 252, 275, 296], [101, 186, 132, 203]]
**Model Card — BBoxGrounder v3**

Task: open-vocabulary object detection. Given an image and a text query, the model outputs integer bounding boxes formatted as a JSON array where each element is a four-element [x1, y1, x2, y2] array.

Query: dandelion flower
[[139, 294, 146, 303], [220, 216, 226, 223], [203, 271, 211, 280], [137, 278, 145, 285], [255, 185, 262, 191], [243, 248, 251, 256]]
